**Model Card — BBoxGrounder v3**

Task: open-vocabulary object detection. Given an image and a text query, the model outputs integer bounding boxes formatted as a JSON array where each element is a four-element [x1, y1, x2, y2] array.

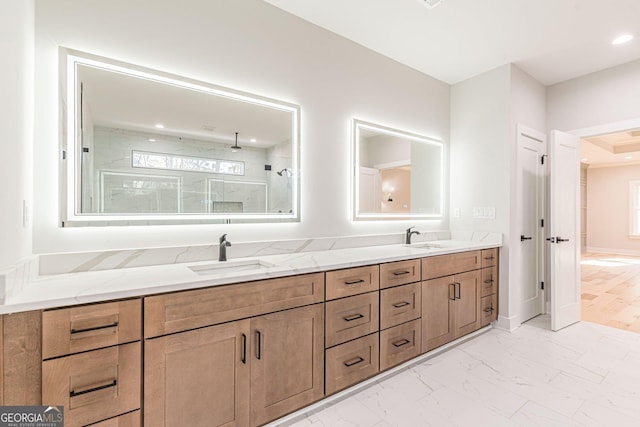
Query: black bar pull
[[344, 279, 365, 285], [256, 330, 262, 360], [343, 357, 365, 367], [454, 282, 461, 300], [483, 279, 494, 284], [392, 270, 411, 276], [483, 255, 495, 260], [241, 333, 247, 364], [392, 301, 410, 308], [483, 307, 494, 313], [70, 379, 117, 398], [520, 235, 532, 242], [343, 313, 365, 322], [392, 338, 411, 348], [70, 321, 119, 335], [449, 283, 456, 301]]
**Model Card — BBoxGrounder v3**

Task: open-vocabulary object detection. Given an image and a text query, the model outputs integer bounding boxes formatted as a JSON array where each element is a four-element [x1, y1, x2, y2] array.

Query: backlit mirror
[[61, 49, 300, 225], [353, 119, 444, 220]]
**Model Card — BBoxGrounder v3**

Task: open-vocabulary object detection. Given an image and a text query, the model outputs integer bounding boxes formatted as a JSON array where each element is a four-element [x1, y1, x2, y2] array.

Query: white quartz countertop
[[1, 240, 500, 314]]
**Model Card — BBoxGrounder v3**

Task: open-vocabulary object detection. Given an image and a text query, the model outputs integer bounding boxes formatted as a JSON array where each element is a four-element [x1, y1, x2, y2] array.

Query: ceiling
[[265, 0, 640, 86], [581, 130, 640, 168]]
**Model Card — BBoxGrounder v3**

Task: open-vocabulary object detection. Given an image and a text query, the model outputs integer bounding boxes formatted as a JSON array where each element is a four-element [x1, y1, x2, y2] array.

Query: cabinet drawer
[[90, 410, 140, 427], [380, 282, 421, 330], [42, 342, 141, 427], [379, 259, 420, 289], [326, 265, 379, 300], [325, 292, 379, 347], [144, 273, 324, 338], [325, 333, 379, 395], [481, 266, 497, 297], [421, 251, 481, 280], [43, 299, 141, 359], [481, 294, 498, 327], [380, 319, 421, 371], [481, 248, 498, 268]]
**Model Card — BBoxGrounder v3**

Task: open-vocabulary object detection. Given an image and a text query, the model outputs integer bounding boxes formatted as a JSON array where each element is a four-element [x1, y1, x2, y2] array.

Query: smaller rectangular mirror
[[353, 119, 444, 220]]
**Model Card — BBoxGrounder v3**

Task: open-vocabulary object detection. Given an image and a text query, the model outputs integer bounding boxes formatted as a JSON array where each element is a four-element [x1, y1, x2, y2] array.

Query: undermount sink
[[405, 242, 444, 250], [188, 259, 277, 276]]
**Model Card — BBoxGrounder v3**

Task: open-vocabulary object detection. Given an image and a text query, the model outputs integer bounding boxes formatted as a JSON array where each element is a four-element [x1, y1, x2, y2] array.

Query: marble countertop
[[1, 240, 500, 314]]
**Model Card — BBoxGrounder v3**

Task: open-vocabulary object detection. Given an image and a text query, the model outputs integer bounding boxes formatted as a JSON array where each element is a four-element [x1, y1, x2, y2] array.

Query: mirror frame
[[352, 118, 445, 221], [60, 48, 300, 226]]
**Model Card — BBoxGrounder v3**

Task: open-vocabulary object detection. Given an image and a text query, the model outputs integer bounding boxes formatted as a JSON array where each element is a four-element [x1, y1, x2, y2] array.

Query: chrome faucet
[[219, 234, 231, 261], [405, 227, 420, 244]]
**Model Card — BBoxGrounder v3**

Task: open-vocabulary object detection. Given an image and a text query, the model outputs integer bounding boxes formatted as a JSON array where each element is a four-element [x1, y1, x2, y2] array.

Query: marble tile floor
[[282, 316, 640, 426], [581, 253, 640, 333]]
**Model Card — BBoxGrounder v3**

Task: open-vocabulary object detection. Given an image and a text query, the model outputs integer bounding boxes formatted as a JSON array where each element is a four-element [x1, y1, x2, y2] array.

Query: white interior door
[[516, 125, 546, 323], [549, 130, 581, 331]]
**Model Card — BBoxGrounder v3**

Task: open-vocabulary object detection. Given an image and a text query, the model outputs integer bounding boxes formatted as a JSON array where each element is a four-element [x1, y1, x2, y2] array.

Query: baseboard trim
[[586, 247, 640, 257], [495, 314, 520, 332]]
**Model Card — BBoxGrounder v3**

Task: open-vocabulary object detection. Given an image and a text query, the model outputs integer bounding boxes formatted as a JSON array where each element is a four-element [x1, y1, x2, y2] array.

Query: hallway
[[581, 252, 640, 333]]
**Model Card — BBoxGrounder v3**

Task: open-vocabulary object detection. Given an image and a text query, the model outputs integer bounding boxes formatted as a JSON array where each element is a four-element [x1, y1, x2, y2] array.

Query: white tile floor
[[282, 316, 640, 426]]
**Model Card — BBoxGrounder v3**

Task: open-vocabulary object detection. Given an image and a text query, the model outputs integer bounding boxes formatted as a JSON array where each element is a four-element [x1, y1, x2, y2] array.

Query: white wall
[[33, 0, 450, 254], [587, 164, 640, 255], [0, 0, 34, 270], [547, 59, 640, 132]]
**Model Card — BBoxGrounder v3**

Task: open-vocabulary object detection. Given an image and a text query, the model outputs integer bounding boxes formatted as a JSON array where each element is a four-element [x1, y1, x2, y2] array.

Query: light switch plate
[[472, 206, 496, 219]]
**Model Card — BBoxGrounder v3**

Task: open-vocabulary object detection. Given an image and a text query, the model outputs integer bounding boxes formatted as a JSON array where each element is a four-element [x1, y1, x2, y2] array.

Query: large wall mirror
[[61, 49, 300, 225], [353, 119, 444, 220]]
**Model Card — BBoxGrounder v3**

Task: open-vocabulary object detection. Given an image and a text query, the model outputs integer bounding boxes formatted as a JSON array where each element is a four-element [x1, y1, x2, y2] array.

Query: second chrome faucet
[[219, 234, 231, 261]]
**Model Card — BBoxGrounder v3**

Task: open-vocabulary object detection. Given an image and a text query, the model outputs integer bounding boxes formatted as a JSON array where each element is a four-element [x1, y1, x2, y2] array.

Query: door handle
[[520, 235, 532, 242], [556, 237, 570, 242], [546, 237, 556, 243]]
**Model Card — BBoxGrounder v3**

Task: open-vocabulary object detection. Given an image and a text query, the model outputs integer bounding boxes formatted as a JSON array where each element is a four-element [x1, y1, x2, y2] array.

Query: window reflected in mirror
[[353, 119, 444, 220], [62, 49, 299, 225]]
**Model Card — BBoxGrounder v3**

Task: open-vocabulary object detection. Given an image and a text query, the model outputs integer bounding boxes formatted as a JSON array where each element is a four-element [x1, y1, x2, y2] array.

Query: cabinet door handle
[[241, 333, 247, 364], [70, 379, 117, 398], [393, 301, 410, 308], [483, 279, 494, 284], [256, 330, 262, 360], [483, 307, 495, 313], [449, 283, 456, 301], [344, 279, 365, 285], [343, 313, 365, 322], [454, 282, 461, 300], [392, 270, 411, 276], [343, 356, 365, 367], [70, 322, 119, 334], [392, 338, 411, 348]]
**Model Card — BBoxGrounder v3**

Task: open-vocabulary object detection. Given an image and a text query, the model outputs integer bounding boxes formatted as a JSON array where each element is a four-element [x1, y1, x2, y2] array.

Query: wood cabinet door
[[250, 304, 324, 426], [421, 276, 455, 352], [453, 270, 481, 338], [144, 320, 250, 427]]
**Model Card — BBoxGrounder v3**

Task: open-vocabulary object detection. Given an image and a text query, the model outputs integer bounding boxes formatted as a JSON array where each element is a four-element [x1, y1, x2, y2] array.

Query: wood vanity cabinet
[[41, 299, 142, 427], [421, 252, 483, 353], [144, 273, 325, 427]]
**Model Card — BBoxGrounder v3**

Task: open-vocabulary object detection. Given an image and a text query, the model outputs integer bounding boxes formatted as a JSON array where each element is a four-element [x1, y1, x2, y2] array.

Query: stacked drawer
[[324, 265, 380, 395], [41, 299, 142, 427], [379, 259, 422, 371], [480, 248, 499, 326]]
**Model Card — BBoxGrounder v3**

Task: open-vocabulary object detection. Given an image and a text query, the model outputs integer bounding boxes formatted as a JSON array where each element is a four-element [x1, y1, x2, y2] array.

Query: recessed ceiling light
[[148, 138, 156, 142], [612, 34, 634, 45], [154, 123, 164, 129], [418, 0, 445, 9], [250, 138, 257, 143], [624, 155, 633, 160]]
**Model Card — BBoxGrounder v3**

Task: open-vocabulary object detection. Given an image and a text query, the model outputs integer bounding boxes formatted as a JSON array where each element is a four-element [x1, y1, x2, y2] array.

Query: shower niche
[[60, 49, 300, 225]]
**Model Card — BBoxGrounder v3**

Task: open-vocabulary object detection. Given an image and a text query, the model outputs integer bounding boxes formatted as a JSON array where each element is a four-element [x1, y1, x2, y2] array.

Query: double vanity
[[0, 239, 499, 427]]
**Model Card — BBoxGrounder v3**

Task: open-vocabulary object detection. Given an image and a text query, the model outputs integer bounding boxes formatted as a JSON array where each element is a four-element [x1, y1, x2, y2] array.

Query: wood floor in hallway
[[581, 252, 640, 333]]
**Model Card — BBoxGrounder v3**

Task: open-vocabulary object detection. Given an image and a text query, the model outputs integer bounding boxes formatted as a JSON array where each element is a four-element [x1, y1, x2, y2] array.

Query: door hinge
[[541, 281, 545, 290], [540, 219, 544, 227]]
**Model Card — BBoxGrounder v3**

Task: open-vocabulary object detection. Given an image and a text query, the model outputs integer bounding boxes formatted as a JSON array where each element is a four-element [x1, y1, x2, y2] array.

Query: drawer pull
[[344, 279, 365, 285], [392, 270, 411, 276], [484, 307, 495, 313], [392, 338, 411, 348], [256, 330, 262, 360], [241, 333, 247, 364], [70, 321, 119, 335], [484, 256, 495, 260], [343, 356, 365, 367], [392, 301, 410, 308], [483, 279, 494, 284], [343, 313, 365, 322], [70, 379, 117, 398]]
